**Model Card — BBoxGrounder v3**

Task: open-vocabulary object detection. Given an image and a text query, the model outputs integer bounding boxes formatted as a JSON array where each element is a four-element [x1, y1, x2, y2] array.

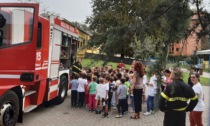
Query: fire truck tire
[[0, 90, 19, 126], [56, 76, 68, 104]]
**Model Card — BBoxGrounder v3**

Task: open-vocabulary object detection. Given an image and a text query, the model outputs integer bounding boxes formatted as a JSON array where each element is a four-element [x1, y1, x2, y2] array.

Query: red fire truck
[[0, 3, 78, 125]]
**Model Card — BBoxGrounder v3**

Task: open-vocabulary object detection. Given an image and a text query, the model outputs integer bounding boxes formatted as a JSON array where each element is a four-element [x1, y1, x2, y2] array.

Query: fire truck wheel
[[56, 76, 68, 104], [0, 90, 19, 126]]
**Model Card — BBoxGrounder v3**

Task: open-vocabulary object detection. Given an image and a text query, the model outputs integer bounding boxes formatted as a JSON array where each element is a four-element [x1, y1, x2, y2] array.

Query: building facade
[[169, 15, 202, 57], [77, 28, 91, 59]]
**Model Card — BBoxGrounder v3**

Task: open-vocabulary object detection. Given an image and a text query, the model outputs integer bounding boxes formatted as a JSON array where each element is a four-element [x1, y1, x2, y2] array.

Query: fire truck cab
[[0, 3, 78, 126]]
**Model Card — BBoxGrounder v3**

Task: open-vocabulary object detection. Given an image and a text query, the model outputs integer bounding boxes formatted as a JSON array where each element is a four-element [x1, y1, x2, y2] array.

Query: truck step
[[25, 90, 36, 96], [24, 105, 37, 113]]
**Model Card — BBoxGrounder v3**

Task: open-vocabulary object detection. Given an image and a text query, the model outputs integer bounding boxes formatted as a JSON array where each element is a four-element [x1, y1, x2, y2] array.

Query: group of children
[[70, 65, 159, 118]]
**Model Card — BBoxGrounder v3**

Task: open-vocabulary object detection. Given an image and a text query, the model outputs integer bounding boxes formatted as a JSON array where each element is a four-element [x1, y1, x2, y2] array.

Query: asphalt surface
[[16, 86, 210, 126]]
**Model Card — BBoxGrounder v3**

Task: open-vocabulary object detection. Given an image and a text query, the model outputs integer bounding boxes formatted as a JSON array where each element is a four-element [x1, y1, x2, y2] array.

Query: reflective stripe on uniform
[[169, 97, 188, 102], [73, 71, 78, 74], [161, 92, 170, 101], [190, 95, 197, 100], [73, 65, 82, 71], [172, 106, 187, 111], [161, 92, 188, 101]]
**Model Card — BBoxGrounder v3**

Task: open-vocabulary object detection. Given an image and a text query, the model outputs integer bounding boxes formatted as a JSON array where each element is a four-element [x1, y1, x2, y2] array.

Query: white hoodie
[[148, 75, 157, 96]]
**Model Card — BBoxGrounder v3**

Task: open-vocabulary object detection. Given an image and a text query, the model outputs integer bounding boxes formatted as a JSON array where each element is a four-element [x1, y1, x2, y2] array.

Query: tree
[[87, 0, 193, 63], [86, 0, 161, 60]]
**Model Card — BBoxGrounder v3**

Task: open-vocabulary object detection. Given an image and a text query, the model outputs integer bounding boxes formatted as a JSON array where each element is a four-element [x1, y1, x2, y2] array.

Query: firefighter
[[158, 69, 198, 126], [72, 58, 82, 75]]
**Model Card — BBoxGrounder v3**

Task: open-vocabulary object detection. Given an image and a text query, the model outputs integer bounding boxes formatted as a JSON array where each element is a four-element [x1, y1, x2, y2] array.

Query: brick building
[[169, 14, 202, 57]]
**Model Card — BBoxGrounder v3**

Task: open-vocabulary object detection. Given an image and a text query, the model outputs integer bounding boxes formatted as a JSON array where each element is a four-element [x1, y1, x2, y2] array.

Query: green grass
[[82, 58, 131, 69], [82, 58, 210, 85], [182, 72, 210, 86]]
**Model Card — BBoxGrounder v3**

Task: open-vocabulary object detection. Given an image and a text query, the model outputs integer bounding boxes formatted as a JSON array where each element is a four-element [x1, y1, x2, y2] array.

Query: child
[[88, 76, 97, 111], [102, 75, 110, 117], [129, 74, 135, 112], [144, 73, 157, 116], [124, 74, 130, 112], [113, 73, 122, 109], [85, 73, 91, 107], [111, 75, 117, 109], [116, 78, 127, 118], [70, 74, 79, 107], [108, 77, 114, 111], [77, 73, 87, 108], [95, 78, 104, 113]]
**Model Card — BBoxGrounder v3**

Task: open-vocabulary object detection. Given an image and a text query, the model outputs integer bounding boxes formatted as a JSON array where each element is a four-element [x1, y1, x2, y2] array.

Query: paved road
[[17, 86, 210, 126]]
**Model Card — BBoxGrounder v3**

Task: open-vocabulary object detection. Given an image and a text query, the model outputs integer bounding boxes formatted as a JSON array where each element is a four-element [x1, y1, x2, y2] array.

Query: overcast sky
[[0, 0, 92, 24], [0, 0, 209, 24]]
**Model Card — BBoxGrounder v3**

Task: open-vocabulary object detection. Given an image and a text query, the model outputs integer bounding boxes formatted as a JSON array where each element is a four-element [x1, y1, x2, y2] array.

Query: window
[[37, 22, 42, 48], [0, 7, 34, 48], [176, 48, 179, 51]]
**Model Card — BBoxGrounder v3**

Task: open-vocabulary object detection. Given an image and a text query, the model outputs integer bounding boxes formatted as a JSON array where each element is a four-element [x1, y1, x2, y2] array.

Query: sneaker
[[151, 110, 155, 114], [144, 112, 151, 116], [115, 114, 122, 118]]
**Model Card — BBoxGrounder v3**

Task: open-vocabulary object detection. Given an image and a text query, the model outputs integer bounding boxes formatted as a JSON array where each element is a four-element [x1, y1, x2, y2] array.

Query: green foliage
[[87, 0, 194, 61], [185, 54, 198, 65], [82, 58, 131, 69], [87, 0, 162, 59]]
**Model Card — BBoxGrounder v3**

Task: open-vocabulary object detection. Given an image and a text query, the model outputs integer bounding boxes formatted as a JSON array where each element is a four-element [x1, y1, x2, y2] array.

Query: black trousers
[[133, 89, 143, 113], [71, 90, 78, 106], [164, 111, 186, 126], [125, 95, 128, 111], [78, 92, 85, 107], [118, 99, 126, 114], [108, 92, 113, 110]]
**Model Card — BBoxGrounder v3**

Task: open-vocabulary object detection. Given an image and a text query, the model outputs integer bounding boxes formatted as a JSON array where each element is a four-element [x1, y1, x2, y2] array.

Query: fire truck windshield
[[0, 7, 34, 48]]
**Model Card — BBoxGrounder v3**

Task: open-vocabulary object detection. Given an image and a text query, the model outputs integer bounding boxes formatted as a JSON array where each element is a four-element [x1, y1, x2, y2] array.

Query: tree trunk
[[121, 53, 124, 60]]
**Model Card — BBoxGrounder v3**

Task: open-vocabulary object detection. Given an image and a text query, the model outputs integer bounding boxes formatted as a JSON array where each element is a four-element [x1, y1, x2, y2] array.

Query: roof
[[196, 49, 210, 55], [62, 18, 92, 36]]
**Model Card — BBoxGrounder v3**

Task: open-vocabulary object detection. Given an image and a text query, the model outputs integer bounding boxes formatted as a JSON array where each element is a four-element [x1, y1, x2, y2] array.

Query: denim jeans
[[146, 95, 154, 112], [130, 95, 135, 111]]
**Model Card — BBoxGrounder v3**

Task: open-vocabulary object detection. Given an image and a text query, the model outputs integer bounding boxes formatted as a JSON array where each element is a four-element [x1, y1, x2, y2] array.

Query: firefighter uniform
[[72, 61, 82, 75], [159, 79, 198, 126]]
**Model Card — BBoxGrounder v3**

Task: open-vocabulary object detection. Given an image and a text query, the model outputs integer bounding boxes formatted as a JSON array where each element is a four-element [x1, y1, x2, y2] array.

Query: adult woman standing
[[189, 73, 205, 126], [130, 61, 144, 119]]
